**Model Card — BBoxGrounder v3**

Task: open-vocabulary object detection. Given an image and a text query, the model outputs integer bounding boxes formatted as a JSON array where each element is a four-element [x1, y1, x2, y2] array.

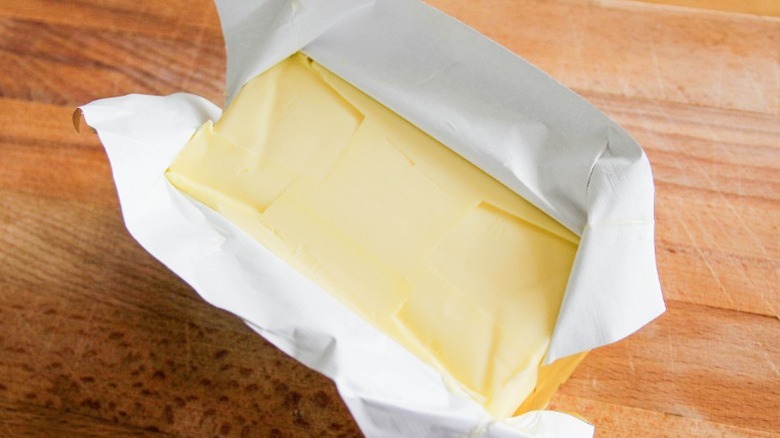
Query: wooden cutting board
[[0, 0, 777, 436]]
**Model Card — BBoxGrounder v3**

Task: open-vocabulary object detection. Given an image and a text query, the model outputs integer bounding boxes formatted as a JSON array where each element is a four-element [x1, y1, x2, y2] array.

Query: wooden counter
[[0, 0, 777, 436]]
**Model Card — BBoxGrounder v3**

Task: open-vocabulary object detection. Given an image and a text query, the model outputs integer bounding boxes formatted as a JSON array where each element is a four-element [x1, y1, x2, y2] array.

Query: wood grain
[[632, 0, 780, 18], [0, 190, 362, 437], [0, 0, 222, 39], [550, 395, 777, 438], [566, 300, 780, 432], [0, 17, 224, 106], [427, 0, 780, 116], [1, 398, 168, 437], [1, 0, 778, 436]]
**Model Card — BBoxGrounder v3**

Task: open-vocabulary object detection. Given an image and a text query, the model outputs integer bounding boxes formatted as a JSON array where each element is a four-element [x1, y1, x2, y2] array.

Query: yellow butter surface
[[166, 53, 580, 417]]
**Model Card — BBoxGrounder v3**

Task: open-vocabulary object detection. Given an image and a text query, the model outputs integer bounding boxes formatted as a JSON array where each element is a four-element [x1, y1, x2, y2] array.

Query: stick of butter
[[166, 52, 583, 418]]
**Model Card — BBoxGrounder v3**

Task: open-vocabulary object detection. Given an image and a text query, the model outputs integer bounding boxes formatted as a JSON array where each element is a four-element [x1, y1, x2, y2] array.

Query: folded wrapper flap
[[79, 0, 665, 436]]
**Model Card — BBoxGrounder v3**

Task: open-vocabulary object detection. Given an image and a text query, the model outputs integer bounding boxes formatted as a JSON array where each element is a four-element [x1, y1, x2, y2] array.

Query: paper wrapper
[[78, 0, 665, 436]]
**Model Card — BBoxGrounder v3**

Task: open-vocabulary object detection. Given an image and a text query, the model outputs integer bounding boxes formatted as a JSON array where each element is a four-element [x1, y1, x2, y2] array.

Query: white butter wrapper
[[79, 0, 665, 436]]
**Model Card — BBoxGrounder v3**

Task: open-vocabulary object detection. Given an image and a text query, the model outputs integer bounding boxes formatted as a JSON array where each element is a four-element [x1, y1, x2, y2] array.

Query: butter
[[166, 52, 581, 417]]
